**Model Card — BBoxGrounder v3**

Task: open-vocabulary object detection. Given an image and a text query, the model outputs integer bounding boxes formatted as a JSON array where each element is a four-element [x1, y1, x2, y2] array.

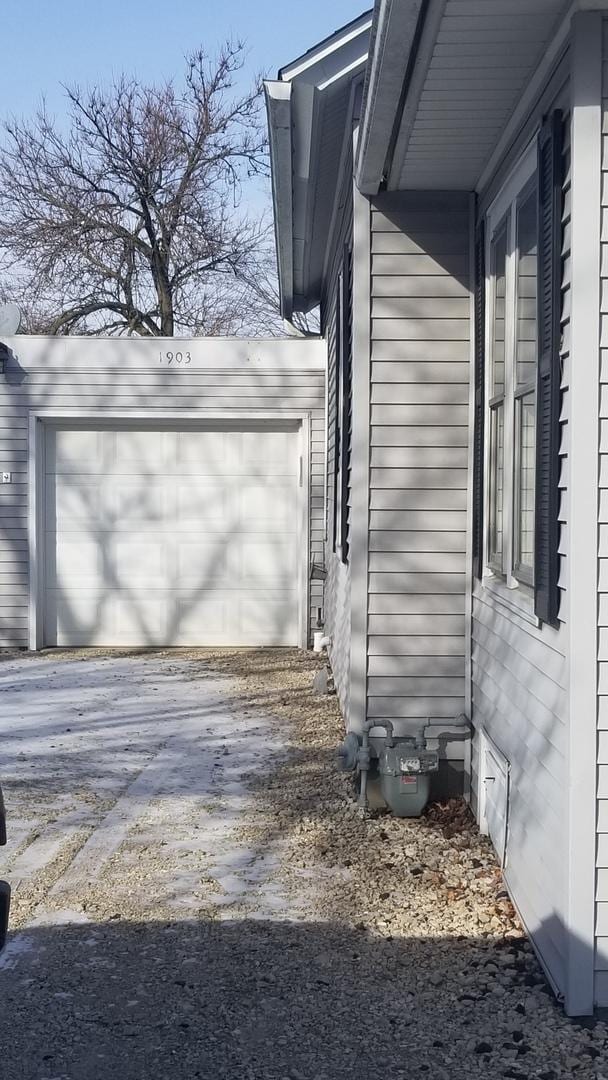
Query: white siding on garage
[[471, 89, 570, 996], [0, 337, 325, 648], [367, 190, 470, 786]]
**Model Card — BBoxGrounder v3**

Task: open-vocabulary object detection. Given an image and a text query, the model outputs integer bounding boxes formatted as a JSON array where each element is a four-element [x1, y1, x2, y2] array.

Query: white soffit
[[265, 11, 372, 317], [384, 0, 570, 192]]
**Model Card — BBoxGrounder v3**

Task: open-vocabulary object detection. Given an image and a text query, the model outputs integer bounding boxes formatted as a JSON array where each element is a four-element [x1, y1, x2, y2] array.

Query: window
[[474, 113, 563, 627], [485, 151, 538, 589]]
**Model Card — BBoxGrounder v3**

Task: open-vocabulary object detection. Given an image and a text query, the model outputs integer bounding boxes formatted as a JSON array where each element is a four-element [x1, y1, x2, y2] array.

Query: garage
[[43, 424, 302, 647], [0, 335, 326, 650]]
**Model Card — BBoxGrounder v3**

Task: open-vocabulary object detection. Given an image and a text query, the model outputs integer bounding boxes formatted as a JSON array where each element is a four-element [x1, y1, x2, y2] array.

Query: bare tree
[[239, 251, 321, 338], [0, 45, 278, 336]]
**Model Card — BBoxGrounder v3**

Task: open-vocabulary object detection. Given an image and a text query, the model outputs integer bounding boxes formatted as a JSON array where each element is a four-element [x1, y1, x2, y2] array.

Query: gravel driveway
[[0, 649, 607, 1080]]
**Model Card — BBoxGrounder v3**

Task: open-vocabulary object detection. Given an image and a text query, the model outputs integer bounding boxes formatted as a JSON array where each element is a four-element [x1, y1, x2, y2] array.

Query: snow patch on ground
[[0, 654, 320, 931]]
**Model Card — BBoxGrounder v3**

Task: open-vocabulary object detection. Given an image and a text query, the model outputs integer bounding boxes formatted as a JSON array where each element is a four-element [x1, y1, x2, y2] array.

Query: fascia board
[[267, 14, 372, 315], [355, 0, 425, 195]]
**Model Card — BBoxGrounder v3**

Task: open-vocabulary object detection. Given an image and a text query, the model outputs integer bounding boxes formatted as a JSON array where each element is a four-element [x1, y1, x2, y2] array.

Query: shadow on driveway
[[0, 915, 589, 1080]]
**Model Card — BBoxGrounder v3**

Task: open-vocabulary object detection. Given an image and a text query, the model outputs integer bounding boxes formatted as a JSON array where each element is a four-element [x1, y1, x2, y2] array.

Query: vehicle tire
[[0, 880, 10, 951]]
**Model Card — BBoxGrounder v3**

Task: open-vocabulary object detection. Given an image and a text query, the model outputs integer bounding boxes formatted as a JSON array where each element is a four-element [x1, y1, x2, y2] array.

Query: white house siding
[[322, 139, 354, 720], [368, 191, 470, 793], [595, 21, 608, 1005], [471, 90, 571, 996], [0, 337, 325, 648]]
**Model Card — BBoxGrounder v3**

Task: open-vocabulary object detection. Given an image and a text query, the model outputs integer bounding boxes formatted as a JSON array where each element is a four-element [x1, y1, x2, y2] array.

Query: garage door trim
[[28, 410, 312, 650]]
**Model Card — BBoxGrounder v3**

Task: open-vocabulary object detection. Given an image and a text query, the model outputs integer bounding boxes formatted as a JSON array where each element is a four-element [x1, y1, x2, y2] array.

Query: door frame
[[29, 409, 311, 651]]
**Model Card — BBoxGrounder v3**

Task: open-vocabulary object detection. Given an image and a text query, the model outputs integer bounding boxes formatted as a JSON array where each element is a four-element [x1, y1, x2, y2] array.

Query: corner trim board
[[565, 9, 602, 1017], [348, 147, 372, 732]]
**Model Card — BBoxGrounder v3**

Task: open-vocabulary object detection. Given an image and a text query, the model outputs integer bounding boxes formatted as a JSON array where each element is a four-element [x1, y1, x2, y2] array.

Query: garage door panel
[[44, 425, 302, 647], [239, 537, 298, 584], [239, 596, 298, 642], [176, 482, 232, 530], [46, 475, 104, 527], [49, 430, 106, 474], [46, 591, 168, 646], [49, 535, 167, 590], [175, 539, 232, 588], [175, 431, 240, 473], [105, 479, 168, 528], [241, 431, 295, 474], [113, 539, 165, 587], [110, 430, 171, 470], [174, 594, 230, 639], [109, 595, 167, 642], [45, 590, 101, 644], [47, 536, 101, 586], [239, 483, 297, 528]]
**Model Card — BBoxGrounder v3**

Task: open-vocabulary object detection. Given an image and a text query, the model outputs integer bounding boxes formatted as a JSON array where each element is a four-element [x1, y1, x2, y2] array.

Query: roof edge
[[265, 80, 294, 320], [279, 10, 373, 83], [267, 13, 372, 316]]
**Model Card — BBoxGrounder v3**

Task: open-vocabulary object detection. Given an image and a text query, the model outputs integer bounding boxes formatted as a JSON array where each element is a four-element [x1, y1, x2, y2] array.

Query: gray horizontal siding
[[367, 190, 470, 745], [0, 357, 324, 647], [597, 24, 608, 1004], [471, 91, 570, 999]]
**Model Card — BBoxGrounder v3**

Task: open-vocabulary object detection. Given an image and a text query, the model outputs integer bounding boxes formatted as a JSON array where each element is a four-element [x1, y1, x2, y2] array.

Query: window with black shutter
[[478, 113, 562, 624]]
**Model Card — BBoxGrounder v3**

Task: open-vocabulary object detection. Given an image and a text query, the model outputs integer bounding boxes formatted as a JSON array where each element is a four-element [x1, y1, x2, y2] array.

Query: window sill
[[479, 574, 540, 628]]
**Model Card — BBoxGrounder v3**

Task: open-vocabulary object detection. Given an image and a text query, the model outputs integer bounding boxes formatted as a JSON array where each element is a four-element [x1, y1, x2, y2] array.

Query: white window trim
[[482, 138, 539, 620]]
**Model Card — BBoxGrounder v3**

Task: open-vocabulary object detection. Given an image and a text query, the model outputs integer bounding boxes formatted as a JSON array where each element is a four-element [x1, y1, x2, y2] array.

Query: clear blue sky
[[0, 0, 368, 119]]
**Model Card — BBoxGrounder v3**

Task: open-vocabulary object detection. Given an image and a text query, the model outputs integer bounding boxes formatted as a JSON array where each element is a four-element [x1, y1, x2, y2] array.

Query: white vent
[[479, 733, 510, 867]]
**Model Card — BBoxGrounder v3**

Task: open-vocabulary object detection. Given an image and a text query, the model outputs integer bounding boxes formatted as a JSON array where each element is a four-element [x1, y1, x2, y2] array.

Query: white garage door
[[43, 426, 302, 646]]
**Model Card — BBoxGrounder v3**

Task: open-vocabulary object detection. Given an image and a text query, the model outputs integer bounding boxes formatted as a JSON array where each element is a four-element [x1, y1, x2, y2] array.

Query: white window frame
[[483, 139, 538, 606]]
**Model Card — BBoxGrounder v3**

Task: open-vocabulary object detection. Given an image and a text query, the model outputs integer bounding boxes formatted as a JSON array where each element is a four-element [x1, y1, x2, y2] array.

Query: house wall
[[0, 337, 325, 648], [471, 74, 571, 997], [322, 135, 354, 719], [367, 190, 471, 792], [595, 17, 608, 1006]]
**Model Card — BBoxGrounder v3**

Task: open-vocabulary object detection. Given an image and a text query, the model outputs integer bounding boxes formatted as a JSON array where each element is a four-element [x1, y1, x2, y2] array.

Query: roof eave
[[267, 13, 372, 316], [355, 0, 426, 195]]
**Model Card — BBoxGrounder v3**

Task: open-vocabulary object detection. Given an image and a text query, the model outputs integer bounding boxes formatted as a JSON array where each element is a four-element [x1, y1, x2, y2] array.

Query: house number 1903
[[159, 350, 192, 365]]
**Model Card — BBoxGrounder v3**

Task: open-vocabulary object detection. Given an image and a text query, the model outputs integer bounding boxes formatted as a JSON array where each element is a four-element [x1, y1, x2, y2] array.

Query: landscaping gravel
[[0, 647, 606, 1079]]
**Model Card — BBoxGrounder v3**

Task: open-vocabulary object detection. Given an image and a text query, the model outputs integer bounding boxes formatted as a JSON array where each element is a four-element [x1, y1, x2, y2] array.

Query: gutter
[[264, 81, 294, 320]]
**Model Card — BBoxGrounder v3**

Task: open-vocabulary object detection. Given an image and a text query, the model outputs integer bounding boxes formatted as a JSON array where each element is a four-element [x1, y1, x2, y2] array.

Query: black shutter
[[472, 217, 485, 580], [339, 244, 353, 563], [331, 276, 341, 554], [534, 111, 563, 627]]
